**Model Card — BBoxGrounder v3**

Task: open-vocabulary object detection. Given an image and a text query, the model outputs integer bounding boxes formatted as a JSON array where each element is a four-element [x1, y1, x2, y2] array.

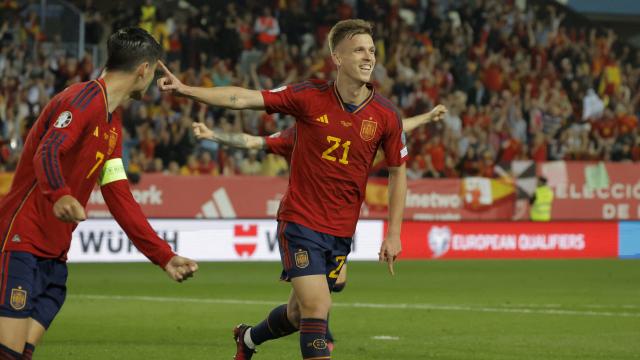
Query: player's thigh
[[0, 317, 29, 352], [25, 318, 46, 346], [0, 252, 37, 351], [336, 263, 347, 284], [291, 275, 331, 318], [277, 222, 329, 280], [31, 259, 68, 332]]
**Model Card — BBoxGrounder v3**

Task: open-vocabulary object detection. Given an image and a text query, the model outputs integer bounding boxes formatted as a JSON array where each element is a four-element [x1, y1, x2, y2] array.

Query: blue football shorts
[[276, 221, 351, 291]]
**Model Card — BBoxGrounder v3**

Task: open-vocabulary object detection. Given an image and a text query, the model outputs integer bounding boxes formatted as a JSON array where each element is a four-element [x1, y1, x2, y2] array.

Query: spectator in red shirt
[[530, 133, 548, 162], [478, 150, 496, 178], [615, 104, 638, 136], [593, 108, 618, 151], [462, 104, 478, 128], [254, 7, 280, 45], [425, 135, 446, 177], [407, 158, 425, 180], [499, 137, 522, 163], [198, 151, 219, 175], [139, 127, 156, 161], [460, 146, 480, 177]]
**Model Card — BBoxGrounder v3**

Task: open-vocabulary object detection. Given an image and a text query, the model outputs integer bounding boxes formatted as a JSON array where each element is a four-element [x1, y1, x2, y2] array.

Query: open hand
[[164, 255, 199, 282]]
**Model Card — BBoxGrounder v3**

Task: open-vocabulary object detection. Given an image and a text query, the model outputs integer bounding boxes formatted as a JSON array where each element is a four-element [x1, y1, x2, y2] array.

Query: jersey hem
[[276, 214, 355, 238]]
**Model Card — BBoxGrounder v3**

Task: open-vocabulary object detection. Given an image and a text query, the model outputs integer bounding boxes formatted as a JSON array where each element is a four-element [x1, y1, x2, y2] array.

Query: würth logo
[[196, 188, 237, 218], [315, 114, 329, 124], [233, 224, 258, 257]]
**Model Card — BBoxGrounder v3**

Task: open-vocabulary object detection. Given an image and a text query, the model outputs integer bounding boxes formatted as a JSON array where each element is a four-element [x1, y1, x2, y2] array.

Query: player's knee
[[286, 305, 301, 327], [332, 281, 347, 293], [297, 296, 331, 318]]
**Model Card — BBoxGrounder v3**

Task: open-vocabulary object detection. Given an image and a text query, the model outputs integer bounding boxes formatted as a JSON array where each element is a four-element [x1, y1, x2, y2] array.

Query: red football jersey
[[262, 80, 408, 236], [265, 125, 296, 163], [0, 79, 174, 266]]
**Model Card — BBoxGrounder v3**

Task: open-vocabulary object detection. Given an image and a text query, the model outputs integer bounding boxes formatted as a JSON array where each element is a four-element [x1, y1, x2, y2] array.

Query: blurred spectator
[[239, 149, 262, 175], [0, 0, 639, 179], [180, 154, 200, 175], [261, 153, 288, 176], [198, 151, 219, 175], [139, 0, 156, 34], [254, 7, 279, 46]]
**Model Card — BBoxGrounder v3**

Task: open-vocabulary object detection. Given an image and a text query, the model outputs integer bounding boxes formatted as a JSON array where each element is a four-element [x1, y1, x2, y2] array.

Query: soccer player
[[192, 105, 446, 351], [0, 28, 198, 360], [159, 19, 406, 359]]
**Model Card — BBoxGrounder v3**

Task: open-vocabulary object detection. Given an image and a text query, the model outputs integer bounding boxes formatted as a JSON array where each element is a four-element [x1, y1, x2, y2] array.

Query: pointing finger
[[157, 60, 171, 74]]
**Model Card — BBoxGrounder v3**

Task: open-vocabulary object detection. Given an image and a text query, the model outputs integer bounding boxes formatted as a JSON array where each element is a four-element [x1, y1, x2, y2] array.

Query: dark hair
[[105, 27, 162, 71], [327, 19, 373, 53]]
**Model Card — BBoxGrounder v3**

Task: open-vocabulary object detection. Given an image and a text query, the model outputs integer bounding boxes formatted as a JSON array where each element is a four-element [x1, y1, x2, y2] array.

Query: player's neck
[[100, 71, 134, 112], [335, 74, 370, 105]]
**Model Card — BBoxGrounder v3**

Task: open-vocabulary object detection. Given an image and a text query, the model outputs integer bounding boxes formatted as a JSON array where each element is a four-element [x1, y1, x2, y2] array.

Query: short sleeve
[[265, 126, 295, 157], [381, 112, 409, 167], [260, 82, 311, 117]]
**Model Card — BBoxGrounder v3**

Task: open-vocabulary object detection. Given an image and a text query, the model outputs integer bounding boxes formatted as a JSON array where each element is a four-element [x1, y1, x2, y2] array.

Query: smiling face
[[328, 19, 375, 85], [332, 33, 376, 84]]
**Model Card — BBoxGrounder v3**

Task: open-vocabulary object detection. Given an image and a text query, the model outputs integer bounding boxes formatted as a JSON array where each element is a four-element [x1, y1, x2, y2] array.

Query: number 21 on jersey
[[322, 136, 351, 165]]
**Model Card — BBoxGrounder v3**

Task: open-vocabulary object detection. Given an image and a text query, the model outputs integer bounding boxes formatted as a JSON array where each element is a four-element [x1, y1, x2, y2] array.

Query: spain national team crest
[[295, 249, 309, 268], [312, 339, 328, 350], [10, 287, 27, 310], [360, 119, 377, 141], [107, 129, 118, 155]]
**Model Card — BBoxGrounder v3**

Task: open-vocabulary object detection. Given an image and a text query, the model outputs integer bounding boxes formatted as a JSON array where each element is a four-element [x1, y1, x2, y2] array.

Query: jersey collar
[[332, 81, 375, 114]]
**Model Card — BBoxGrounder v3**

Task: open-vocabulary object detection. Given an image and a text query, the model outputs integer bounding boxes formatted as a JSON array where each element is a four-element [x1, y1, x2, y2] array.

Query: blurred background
[[1, 1, 639, 358]]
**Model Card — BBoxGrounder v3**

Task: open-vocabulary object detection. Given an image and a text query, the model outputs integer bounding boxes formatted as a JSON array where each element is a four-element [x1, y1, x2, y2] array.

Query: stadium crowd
[[0, 0, 639, 179]]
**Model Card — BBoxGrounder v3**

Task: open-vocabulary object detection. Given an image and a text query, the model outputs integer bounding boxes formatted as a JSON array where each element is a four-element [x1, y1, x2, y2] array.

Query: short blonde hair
[[327, 19, 373, 53]]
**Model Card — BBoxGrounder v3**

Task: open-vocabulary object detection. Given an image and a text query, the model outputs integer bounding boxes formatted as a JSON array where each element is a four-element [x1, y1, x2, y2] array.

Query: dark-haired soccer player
[[0, 27, 198, 359], [159, 19, 406, 359]]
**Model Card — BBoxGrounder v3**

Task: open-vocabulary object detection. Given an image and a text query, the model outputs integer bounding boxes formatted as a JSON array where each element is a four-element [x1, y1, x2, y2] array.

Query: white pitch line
[[372, 336, 400, 341], [492, 303, 640, 309], [68, 294, 640, 318]]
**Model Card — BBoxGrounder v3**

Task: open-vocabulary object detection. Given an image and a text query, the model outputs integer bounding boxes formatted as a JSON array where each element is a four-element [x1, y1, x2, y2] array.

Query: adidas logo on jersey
[[315, 114, 329, 124]]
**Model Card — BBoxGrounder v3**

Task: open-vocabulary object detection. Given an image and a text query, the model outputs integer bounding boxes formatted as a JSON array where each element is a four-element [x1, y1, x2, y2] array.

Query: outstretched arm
[[192, 122, 266, 150], [402, 104, 447, 133], [157, 61, 265, 110], [102, 176, 198, 282]]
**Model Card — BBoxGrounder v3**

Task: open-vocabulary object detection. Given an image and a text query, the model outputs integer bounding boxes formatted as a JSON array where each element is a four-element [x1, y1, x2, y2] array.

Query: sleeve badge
[[53, 111, 73, 128]]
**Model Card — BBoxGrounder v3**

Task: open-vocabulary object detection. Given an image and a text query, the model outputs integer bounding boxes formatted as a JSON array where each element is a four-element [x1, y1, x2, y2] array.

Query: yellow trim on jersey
[[1, 183, 37, 252], [332, 81, 375, 114], [95, 79, 109, 123], [99, 158, 127, 186]]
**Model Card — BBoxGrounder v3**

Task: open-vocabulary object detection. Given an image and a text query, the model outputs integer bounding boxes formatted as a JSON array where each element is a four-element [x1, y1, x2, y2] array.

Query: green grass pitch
[[38, 260, 640, 359]]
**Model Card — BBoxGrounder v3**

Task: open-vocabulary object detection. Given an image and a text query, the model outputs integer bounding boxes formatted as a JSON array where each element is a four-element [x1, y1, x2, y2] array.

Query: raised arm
[[402, 104, 447, 133], [192, 122, 266, 150], [157, 61, 265, 110]]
